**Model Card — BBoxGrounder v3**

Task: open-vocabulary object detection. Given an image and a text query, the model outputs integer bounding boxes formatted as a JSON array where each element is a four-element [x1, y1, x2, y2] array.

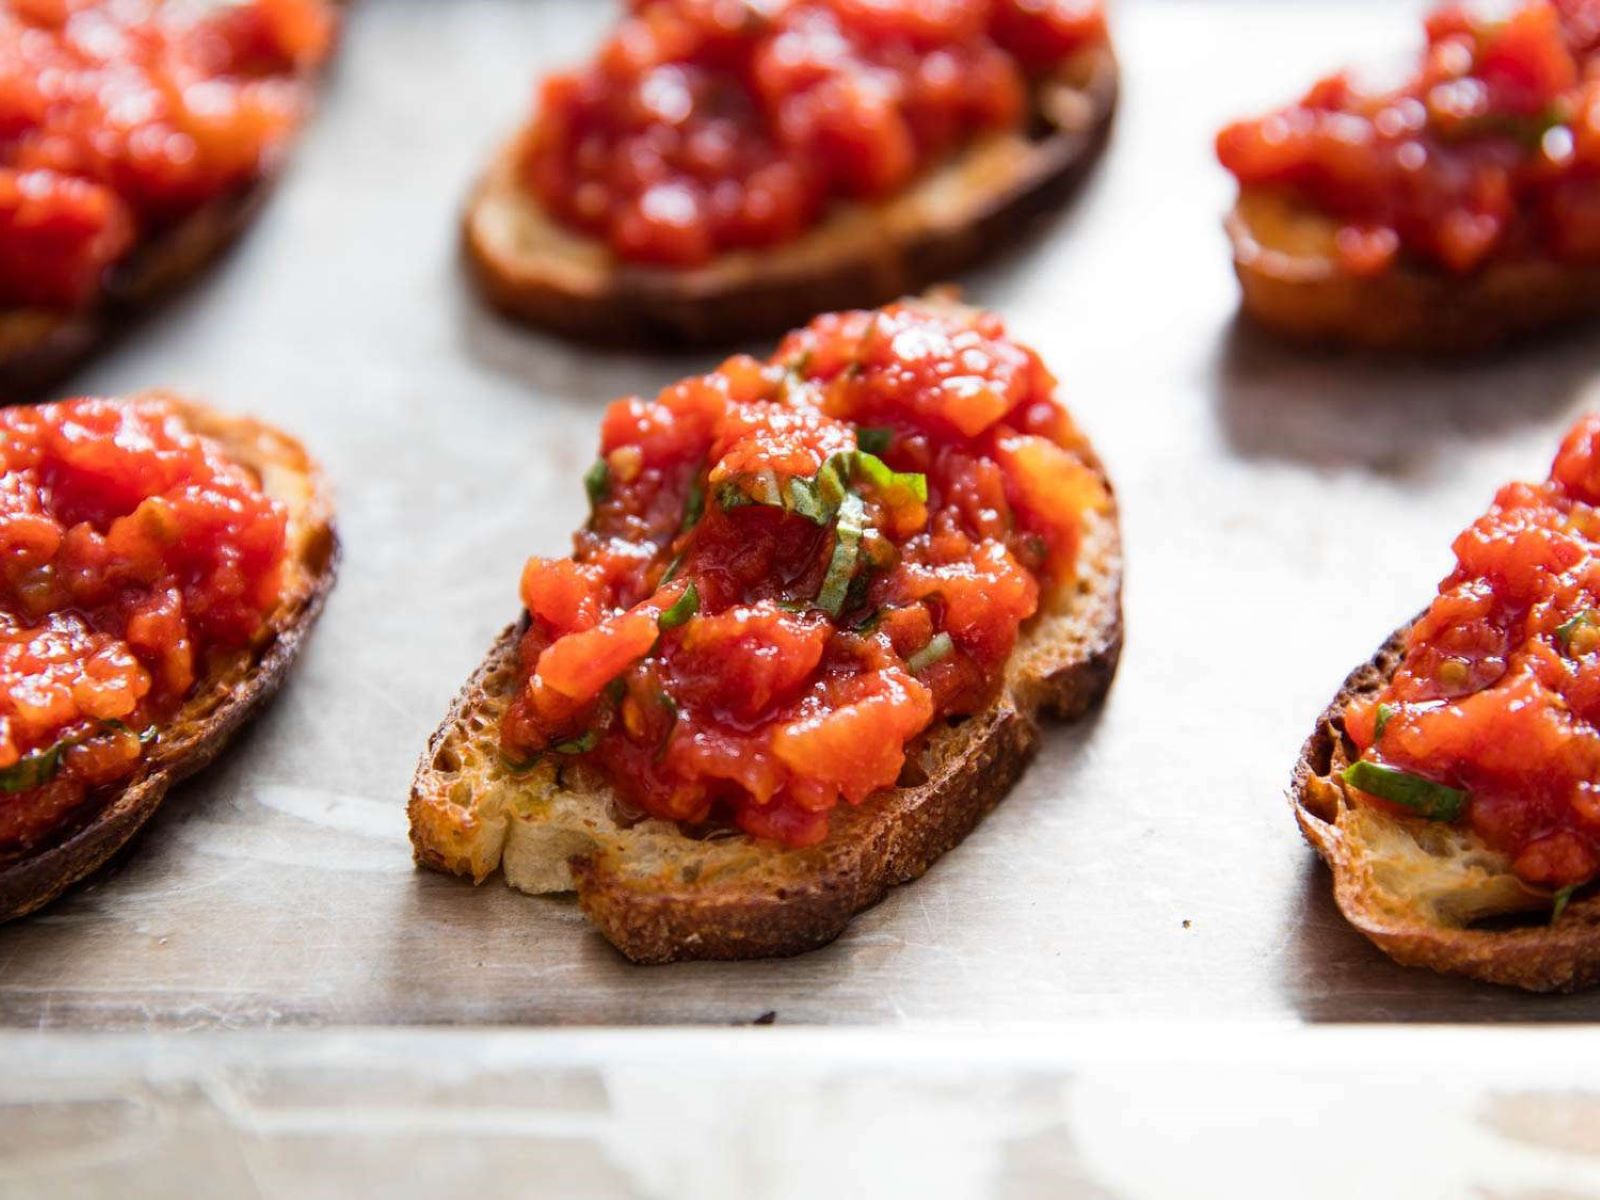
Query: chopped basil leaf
[[1552, 883, 1578, 925], [552, 728, 601, 755], [658, 583, 700, 631], [851, 608, 883, 634], [654, 692, 679, 762], [907, 632, 954, 673], [584, 459, 610, 506], [660, 553, 685, 585], [0, 741, 65, 795], [816, 492, 865, 616], [680, 478, 705, 533], [715, 451, 926, 527], [1557, 609, 1598, 652], [1342, 760, 1467, 822], [851, 451, 927, 503], [1373, 703, 1396, 741], [0, 718, 165, 795], [501, 751, 542, 775], [857, 427, 893, 455], [103, 718, 158, 746]]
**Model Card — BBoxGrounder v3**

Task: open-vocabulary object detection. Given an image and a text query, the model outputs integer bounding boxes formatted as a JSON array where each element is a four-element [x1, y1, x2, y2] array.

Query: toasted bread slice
[[464, 45, 1118, 347], [0, 395, 338, 922], [409, 478, 1121, 964], [1226, 189, 1600, 353], [0, 8, 342, 403], [1294, 624, 1600, 992]]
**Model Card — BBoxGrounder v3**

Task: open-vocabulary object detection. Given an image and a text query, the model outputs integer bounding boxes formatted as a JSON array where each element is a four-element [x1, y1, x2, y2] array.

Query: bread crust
[[0, 395, 339, 922], [410, 464, 1122, 964], [1226, 188, 1600, 354], [463, 45, 1118, 347], [1293, 623, 1600, 992]]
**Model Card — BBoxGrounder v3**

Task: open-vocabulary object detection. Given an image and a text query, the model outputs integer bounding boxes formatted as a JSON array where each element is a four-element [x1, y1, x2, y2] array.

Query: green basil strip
[[658, 583, 700, 631], [851, 608, 883, 634], [1557, 610, 1598, 652], [906, 632, 954, 673], [816, 492, 866, 616], [851, 450, 927, 503], [584, 459, 610, 506], [0, 742, 65, 795], [501, 751, 543, 775], [1342, 760, 1467, 822], [1373, 702, 1396, 741], [552, 728, 601, 755], [715, 451, 926, 527], [1552, 883, 1578, 925], [655, 693, 679, 762], [856, 427, 893, 455], [680, 478, 705, 533]]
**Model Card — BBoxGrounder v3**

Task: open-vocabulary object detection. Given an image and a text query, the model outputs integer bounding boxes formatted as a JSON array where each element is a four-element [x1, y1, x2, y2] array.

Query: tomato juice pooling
[[0, 396, 289, 856], [501, 301, 1110, 848], [1217, 0, 1600, 277], [522, 0, 1109, 267], [0, 0, 335, 309], [1340, 414, 1600, 897]]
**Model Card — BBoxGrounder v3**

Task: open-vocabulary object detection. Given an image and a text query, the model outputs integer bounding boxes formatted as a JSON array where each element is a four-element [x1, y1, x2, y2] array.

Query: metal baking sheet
[[2, 0, 1598, 1029], [5, 1026, 1600, 1197]]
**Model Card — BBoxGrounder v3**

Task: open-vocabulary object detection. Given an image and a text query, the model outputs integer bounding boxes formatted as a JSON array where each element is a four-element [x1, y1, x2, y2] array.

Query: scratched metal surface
[[1, 0, 1599, 1029], [4, 1026, 1600, 1198]]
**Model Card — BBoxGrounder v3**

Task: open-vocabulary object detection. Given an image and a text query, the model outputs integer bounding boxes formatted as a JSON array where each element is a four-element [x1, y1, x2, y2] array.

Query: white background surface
[[3, 0, 1600, 1028]]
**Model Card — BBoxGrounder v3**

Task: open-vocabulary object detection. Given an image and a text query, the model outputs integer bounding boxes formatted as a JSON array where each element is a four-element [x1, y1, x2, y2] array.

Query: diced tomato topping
[[501, 300, 1103, 846], [1217, 0, 1600, 276], [1344, 411, 1600, 890], [0, 0, 334, 309], [0, 394, 288, 857], [521, 0, 1107, 267]]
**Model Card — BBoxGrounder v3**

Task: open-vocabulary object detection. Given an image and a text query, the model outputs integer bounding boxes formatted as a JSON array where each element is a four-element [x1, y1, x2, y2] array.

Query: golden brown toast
[[1294, 624, 1600, 992], [0, 6, 343, 403], [464, 45, 1118, 347], [0, 394, 339, 921], [1227, 188, 1600, 353], [409, 475, 1122, 965]]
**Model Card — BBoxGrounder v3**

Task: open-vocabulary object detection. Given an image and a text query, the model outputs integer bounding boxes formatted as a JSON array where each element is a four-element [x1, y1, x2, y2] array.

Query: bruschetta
[[1217, 0, 1600, 352], [0, 0, 339, 400], [465, 0, 1118, 347], [1295, 413, 1600, 991], [410, 296, 1122, 963], [0, 392, 337, 921]]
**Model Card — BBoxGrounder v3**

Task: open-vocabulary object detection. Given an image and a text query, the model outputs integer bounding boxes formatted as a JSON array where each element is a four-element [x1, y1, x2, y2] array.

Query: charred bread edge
[[1292, 620, 1600, 992], [1226, 189, 1600, 354], [463, 44, 1119, 347]]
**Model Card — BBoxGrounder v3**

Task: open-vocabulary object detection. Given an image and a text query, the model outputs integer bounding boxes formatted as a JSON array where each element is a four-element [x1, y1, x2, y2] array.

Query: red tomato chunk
[[522, 0, 1108, 267], [0, 0, 334, 310], [0, 396, 288, 856], [1344, 413, 1600, 891], [502, 301, 1109, 847], [1217, 0, 1600, 276]]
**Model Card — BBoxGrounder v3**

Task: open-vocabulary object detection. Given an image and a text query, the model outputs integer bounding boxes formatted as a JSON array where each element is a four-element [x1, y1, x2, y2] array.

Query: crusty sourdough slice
[[0, 394, 339, 922], [0, 4, 344, 403], [409, 483, 1122, 964], [463, 45, 1118, 347], [1226, 189, 1600, 353], [1294, 624, 1600, 992]]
